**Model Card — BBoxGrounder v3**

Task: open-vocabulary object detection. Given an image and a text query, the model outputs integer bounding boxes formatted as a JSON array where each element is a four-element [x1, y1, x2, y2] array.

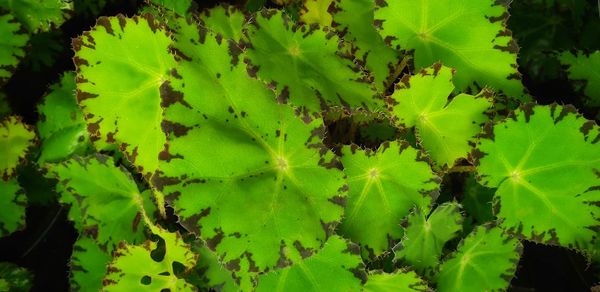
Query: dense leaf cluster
[[0, 0, 599, 291]]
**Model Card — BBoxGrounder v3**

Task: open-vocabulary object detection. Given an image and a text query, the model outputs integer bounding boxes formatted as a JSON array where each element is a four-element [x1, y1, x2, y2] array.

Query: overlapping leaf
[[0, 0, 73, 32], [148, 0, 193, 16], [560, 50, 600, 107], [245, 10, 381, 112], [339, 141, 439, 256], [299, 0, 333, 27], [48, 154, 156, 249], [103, 225, 197, 291], [331, 0, 403, 91], [0, 116, 35, 180], [255, 236, 365, 291], [73, 14, 177, 177], [154, 21, 346, 275], [0, 178, 27, 237], [0, 12, 29, 85], [187, 244, 239, 291], [389, 64, 492, 168], [475, 104, 600, 250], [434, 225, 521, 292], [69, 236, 111, 291], [37, 72, 90, 163], [394, 202, 463, 273], [363, 270, 428, 292], [375, 0, 526, 99]]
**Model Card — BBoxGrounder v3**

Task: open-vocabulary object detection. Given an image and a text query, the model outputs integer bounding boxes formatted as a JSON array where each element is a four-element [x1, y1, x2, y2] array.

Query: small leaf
[[0, 178, 27, 238], [69, 236, 112, 291], [0, 116, 36, 180], [103, 226, 197, 291], [339, 141, 439, 256], [394, 202, 463, 273], [48, 154, 156, 249], [0, 12, 29, 85], [0, 0, 73, 32], [475, 104, 600, 250], [74, 14, 177, 177], [434, 225, 521, 292], [256, 235, 365, 291], [363, 270, 428, 292], [559, 50, 600, 107], [375, 0, 527, 99], [389, 64, 492, 168], [37, 72, 90, 164], [245, 10, 381, 112], [0, 262, 32, 291]]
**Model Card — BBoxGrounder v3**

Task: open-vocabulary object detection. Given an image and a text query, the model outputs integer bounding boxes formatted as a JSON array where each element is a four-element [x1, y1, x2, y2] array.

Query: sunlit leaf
[[363, 270, 428, 292], [339, 141, 439, 256], [199, 4, 247, 43], [475, 104, 600, 250], [0, 116, 36, 180]]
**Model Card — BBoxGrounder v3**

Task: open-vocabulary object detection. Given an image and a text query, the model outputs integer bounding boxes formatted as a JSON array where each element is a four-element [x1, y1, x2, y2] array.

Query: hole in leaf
[[140, 275, 151, 285], [150, 235, 166, 262], [172, 261, 186, 278]]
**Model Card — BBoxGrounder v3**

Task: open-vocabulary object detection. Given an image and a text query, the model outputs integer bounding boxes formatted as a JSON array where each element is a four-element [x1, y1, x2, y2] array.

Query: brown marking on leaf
[[160, 81, 191, 109], [132, 212, 142, 232], [161, 120, 193, 137], [96, 17, 115, 35], [76, 90, 98, 103], [206, 228, 225, 250], [293, 240, 313, 259], [276, 240, 292, 268], [328, 195, 346, 207], [277, 86, 290, 104]]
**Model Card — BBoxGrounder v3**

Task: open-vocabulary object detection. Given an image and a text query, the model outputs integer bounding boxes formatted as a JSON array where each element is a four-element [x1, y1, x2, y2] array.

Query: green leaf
[[255, 235, 365, 291], [73, 14, 177, 177], [331, 0, 404, 91], [199, 4, 247, 43], [389, 64, 492, 168], [22, 30, 64, 72], [461, 174, 494, 225], [394, 202, 463, 273], [0, 262, 32, 292], [148, 0, 193, 16], [154, 22, 346, 275], [299, 0, 333, 27], [559, 50, 600, 107], [103, 226, 197, 291], [434, 225, 521, 292], [0, 116, 36, 180], [475, 104, 600, 250], [48, 154, 156, 249], [0, 12, 29, 85], [37, 72, 90, 164], [0, 92, 10, 119], [0, 178, 27, 238], [363, 270, 428, 292], [375, 0, 526, 99], [187, 243, 239, 291], [338, 141, 439, 256], [245, 10, 381, 112], [69, 236, 112, 291], [0, 0, 73, 32]]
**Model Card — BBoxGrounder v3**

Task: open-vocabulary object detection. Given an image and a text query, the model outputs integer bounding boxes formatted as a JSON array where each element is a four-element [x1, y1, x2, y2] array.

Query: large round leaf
[[389, 64, 492, 168], [73, 14, 177, 177], [434, 225, 521, 292], [245, 10, 381, 112], [255, 236, 365, 291], [475, 104, 600, 250], [339, 141, 439, 256], [374, 0, 526, 99], [0, 12, 29, 85], [154, 21, 346, 275], [37, 72, 90, 163]]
